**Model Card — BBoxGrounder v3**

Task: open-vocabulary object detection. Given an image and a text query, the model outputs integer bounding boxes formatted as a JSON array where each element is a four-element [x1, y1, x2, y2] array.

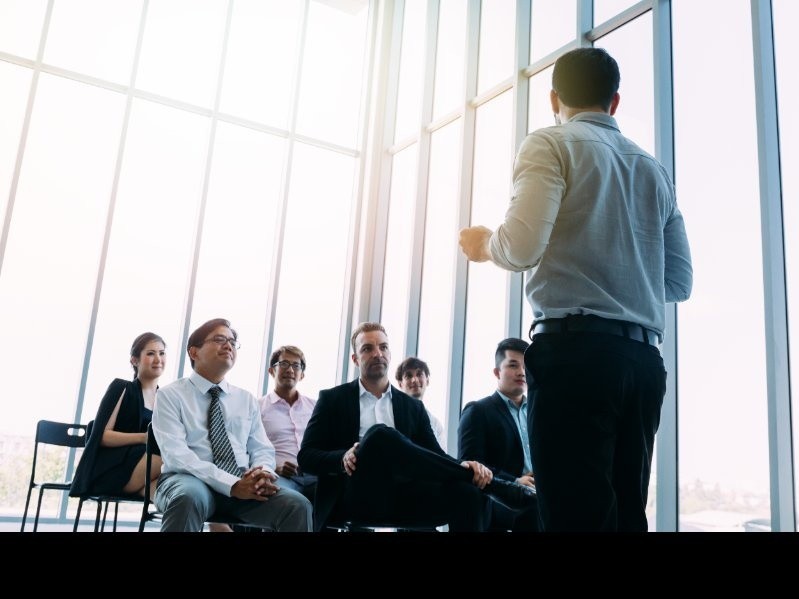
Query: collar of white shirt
[[358, 378, 392, 400], [189, 370, 231, 396]]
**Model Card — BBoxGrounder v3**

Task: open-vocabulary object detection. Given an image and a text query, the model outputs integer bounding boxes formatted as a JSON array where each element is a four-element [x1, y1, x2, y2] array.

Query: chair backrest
[[36, 420, 88, 449], [30, 420, 88, 483]]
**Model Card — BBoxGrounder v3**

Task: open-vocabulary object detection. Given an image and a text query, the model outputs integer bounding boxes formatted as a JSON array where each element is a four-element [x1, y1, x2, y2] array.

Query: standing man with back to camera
[[459, 48, 692, 532]]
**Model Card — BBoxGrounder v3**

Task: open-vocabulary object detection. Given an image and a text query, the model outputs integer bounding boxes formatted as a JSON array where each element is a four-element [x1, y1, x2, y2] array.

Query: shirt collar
[[497, 390, 527, 410], [267, 390, 307, 405], [359, 379, 392, 400], [189, 370, 230, 396], [567, 111, 619, 131]]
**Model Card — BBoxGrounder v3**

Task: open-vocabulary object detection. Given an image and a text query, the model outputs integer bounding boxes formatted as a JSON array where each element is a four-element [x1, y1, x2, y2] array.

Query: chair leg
[[94, 500, 103, 532], [101, 501, 110, 532], [112, 502, 119, 532], [33, 488, 46, 532], [73, 498, 85, 532], [20, 486, 34, 532]]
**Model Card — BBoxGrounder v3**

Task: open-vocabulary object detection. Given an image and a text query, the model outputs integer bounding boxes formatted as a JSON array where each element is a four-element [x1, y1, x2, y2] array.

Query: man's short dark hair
[[187, 318, 236, 369], [495, 338, 529, 368], [270, 345, 306, 372], [552, 47, 620, 111], [395, 357, 430, 383]]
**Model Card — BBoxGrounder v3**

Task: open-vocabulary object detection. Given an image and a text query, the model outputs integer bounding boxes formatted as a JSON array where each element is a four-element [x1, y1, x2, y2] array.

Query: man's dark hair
[[395, 357, 431, 383], [495, 338, 529, 368], [552, 47, 620, 112], [187, 318, 236, 369]]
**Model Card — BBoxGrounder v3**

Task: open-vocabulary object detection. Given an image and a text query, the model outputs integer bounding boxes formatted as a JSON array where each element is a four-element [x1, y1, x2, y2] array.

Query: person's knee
[[360, 423, 402, 453]]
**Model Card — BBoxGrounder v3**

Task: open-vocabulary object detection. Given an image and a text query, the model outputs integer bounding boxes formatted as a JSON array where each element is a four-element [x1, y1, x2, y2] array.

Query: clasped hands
[[231, 466, 280, 501]]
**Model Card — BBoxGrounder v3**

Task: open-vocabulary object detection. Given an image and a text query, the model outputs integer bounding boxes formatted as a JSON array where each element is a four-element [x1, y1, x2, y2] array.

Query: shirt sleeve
[[152, 385, 239, 497], [663, 201, 693, 303], [489, 131, 566, 272]]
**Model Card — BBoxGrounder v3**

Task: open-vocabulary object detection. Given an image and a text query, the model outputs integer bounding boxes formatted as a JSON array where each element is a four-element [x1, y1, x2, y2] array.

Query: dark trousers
[[525, 332, 666, 532], [489, 496, 540, 532], [335, 424, 490, 532]]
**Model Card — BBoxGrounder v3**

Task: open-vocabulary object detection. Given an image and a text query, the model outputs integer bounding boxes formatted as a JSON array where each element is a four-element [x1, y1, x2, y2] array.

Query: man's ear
[[550, 89, 560, 116], [493, 367, 501, 380], [609, 92, 620, 115]]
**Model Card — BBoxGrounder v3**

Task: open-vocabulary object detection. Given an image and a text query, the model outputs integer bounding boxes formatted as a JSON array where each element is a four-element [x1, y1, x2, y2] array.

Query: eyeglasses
[[272, 360, 304, 372], [202, 335, 241, 349]]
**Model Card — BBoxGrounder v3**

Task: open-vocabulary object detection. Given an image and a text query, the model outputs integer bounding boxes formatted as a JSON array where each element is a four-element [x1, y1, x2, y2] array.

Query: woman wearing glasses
[[71, 332, 165, 499]]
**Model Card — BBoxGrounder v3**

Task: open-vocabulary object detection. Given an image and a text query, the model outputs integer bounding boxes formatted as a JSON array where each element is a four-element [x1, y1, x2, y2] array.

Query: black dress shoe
[[486, 478, 537, 509]]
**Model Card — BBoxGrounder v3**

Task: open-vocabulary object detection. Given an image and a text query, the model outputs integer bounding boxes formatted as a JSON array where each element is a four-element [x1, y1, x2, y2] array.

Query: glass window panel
[[44, 0, 143, 84], [83, 98, 210, 424], [380, 144, 419, 362], [295, 0, 369, 148], [774, 0, 799, 523], [219, 0, 303, 128], [0, 61, 31, 221], [594, 0, 638, 26], [596, 13, 654, 154], [0, 73, 126, 438], [673, 0, 769, 532], [393, 0, 427, 141], [0, 0, 47, 59], [527, 65, 554, 134], [417, 121, 462, 428], [189, 123, 286, 395], [477, 0, 515, 94], [136, 0, 227, 108], [432, 0, 467, 120], [530, 0, 576, 62], [271, 143, 356, 399], [462, 91, 513, 407]]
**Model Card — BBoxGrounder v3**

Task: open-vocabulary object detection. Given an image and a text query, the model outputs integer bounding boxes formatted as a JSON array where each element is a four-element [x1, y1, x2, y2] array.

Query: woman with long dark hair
[[71, 332, 165, 498]]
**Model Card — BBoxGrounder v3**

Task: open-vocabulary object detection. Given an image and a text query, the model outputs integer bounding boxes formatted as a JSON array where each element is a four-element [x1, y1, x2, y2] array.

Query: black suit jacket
[[298, 379, 444, 530], [458, 392, 527, 483]]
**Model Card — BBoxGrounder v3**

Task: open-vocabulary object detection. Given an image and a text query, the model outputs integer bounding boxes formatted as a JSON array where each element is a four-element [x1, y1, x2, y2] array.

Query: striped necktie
[[208, 385, 241, 477]]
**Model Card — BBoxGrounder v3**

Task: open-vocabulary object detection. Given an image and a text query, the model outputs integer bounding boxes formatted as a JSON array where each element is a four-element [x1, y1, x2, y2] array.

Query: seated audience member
[[298, 322, 535, 532], [258, 345, 317, 503], [71, 332, 165, 500], [152, 318, 312, 532], [458, 337, 540, 532], [395, 357, 447, 451]]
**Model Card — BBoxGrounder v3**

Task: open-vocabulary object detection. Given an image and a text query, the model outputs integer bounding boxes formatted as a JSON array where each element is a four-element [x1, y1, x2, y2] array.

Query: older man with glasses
[[257, 345, 317, 503], [152, 319, 312, 532]]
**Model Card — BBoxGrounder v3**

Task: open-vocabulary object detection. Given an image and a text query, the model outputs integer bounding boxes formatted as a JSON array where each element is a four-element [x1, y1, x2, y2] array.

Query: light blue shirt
[[489, 112, 693, 336], [152, 370, 276, 496], [497, 391, 533, 474]]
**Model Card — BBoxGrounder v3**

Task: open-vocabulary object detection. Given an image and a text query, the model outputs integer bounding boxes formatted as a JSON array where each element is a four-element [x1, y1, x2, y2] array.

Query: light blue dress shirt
[[152, 370, 276, 496], [497, 390, 533, 475], [489, 112, 693, 336]]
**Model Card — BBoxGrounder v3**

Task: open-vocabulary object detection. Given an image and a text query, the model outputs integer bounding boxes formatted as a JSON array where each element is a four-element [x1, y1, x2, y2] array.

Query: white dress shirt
[[152, 370, 276, 496], [426, 408, 447, 452], [358, 379, 395, 440]]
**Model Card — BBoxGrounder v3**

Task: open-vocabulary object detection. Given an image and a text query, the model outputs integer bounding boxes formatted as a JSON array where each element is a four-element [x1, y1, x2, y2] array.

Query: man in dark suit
[[298, 322, 532, 532], [459, 338, 539, 532]]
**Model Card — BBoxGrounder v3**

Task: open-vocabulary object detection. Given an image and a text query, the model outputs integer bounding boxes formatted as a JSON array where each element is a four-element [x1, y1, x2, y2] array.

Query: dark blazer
[[458, 392, 526, 483], [298, 379, 444, 531], [70, 378, 148, 497]]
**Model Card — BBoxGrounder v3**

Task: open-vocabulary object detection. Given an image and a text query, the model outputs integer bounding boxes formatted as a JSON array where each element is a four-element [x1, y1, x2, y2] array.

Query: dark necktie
[[208, 386, 241, 477]]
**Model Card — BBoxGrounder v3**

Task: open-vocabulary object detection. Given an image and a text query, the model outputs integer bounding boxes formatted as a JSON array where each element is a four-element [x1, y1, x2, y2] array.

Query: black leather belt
[[530, 316, 661, 346]]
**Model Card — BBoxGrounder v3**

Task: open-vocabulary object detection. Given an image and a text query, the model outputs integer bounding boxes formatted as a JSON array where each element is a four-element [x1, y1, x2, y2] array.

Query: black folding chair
[[72, 420, 145, 532], [20, 420, 88, 532]]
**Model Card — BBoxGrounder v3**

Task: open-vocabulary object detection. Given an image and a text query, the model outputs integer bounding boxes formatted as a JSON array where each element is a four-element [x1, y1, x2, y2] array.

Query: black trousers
[[335, 424, 490, 532], [525, 332, 666, 532]]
